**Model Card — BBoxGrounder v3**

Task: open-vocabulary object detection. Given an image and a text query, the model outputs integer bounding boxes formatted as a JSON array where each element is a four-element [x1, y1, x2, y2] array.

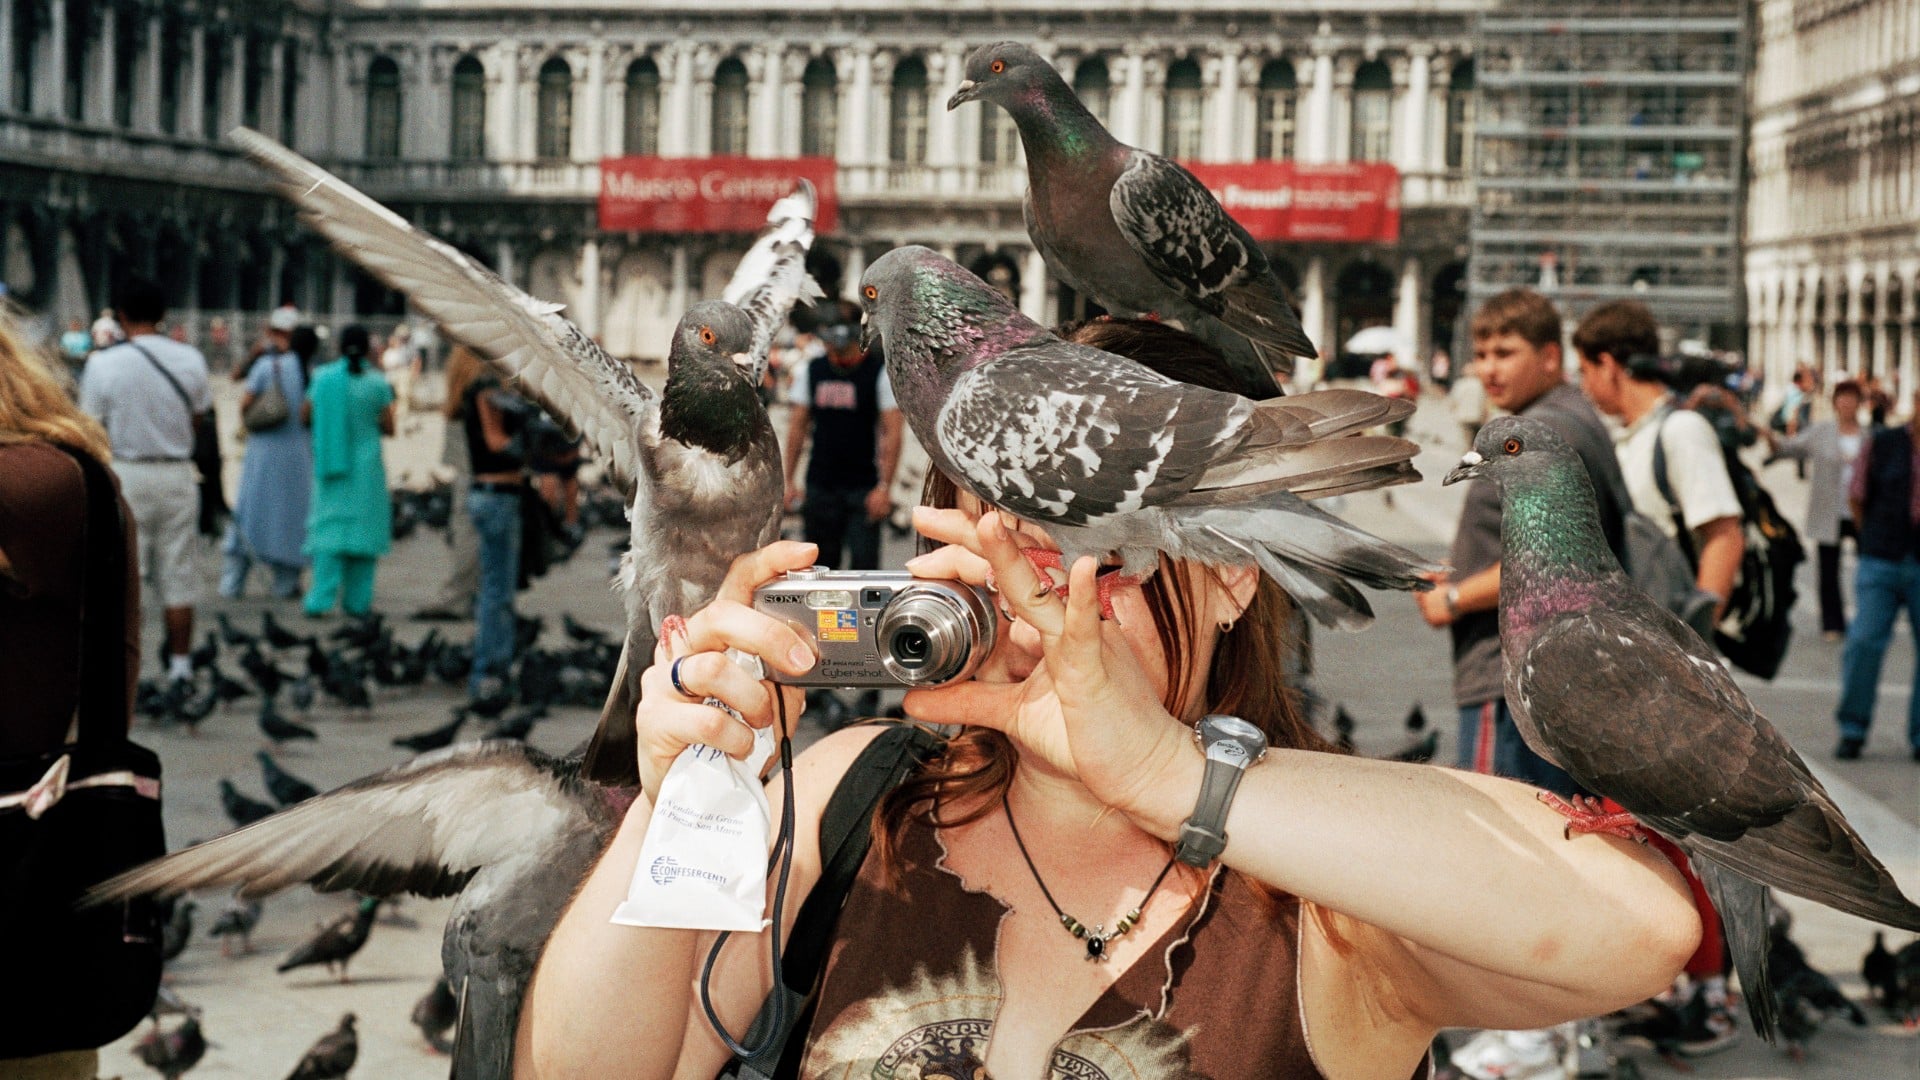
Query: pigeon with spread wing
[[860, 246, 1433, 629], [230, 128, 800, 786]]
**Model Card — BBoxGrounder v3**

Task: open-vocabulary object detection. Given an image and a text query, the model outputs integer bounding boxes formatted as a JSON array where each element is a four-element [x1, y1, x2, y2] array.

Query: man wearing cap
[[782, 315, 901, 573]]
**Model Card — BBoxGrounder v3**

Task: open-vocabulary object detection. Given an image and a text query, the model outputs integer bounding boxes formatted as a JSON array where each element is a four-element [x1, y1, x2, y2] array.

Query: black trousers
[[802, 486, 880, 570], [1818, 519, 1859, 634]]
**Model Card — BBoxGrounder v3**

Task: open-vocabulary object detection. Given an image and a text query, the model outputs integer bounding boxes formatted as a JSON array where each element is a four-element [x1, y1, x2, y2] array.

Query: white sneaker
[[1451, 1028, 1564, 1080]]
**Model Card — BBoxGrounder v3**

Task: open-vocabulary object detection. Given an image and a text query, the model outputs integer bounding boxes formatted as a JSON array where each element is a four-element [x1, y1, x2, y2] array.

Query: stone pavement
[[93, 383, 1915, 1079]]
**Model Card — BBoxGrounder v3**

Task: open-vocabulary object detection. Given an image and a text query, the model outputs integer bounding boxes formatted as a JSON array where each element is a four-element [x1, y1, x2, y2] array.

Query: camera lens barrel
[[875, 584, 997, 686]]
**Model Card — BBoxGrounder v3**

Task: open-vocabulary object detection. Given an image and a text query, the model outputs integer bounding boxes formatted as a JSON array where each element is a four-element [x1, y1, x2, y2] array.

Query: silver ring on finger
[[669, 655, 695, 698]]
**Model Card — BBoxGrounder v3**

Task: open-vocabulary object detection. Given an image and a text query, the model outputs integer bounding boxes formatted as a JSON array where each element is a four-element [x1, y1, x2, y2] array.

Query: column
[[749, 44, 781, 157], [667, 43, 696, 155], [1399, 48, 1432, 199], [1846, 270, 1866, 373], [1116, 45, 1146, 146], [488, 43, 518, 161], [1873, 267, 1893, 378], [87, 6, 115, 126], [1301, 255, 1328, 375], [262, 29, 285, 139], [224, 34, 247, 135], [1304, 50, 1333, 163], [183, 30, 207, 142], [1020, 247, 1049, 323], [1330, 57, 1356, 162], [579, 43, 605, 160], [1900, 273, 1918, 402], [1207, 46, 1240, 161], [331, 254, 354, 318], [404, 44, 433, 159], [928, 45, 962, 169], [0, 0, 13, 112], [1394, 255, 1423, 365], [842, 243, 867, 303], [137, 14, 164, 133], [577, 237, 601, 336], [1140, 55, 1165, 153], [38, 0, 65, 119], [839, 44, 873, 164], [495, 240, 518, 290], [692, 47, 716, 156], [779, 50, 806, 157], [668, 241, 690, 317]]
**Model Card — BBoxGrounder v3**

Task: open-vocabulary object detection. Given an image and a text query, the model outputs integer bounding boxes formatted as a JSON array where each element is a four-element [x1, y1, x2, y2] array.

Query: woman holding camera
[[521, 501, 1701, 1077]]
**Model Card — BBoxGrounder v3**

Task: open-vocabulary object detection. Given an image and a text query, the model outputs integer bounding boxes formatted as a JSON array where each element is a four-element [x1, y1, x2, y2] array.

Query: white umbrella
[[1344, 325, 1409, 357]]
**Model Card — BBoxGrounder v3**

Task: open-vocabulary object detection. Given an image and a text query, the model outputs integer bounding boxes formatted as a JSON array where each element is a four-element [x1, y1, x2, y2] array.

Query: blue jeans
[[1457, 699, 1581, 797], [1836, 554, 1920, 749], [468, 488, 521, 695]]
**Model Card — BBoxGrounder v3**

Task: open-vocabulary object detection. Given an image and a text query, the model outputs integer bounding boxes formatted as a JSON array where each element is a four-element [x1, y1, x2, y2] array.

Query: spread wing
[[721, 179, 826, 387], [87, 742, 600, 903], [934, 339, 1254, 526], [1109, 152, 1316, 368], [231, 126, 653, 491], [1515, 604, 1803, 840]]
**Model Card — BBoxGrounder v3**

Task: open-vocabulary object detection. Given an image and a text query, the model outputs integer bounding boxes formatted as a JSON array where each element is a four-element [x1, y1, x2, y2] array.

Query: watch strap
[[1174, 755, 1246, 866]]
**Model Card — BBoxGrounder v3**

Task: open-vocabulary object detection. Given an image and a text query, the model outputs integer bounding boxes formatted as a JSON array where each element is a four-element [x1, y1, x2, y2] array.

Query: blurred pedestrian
[[301, 325, 394, 617], [381, 323, 419, 425], [78, 277, 210, 683], [221, 307, 311, 600], [462, 361, 528, 695], [89, 308, 122, 350], [781, 318, 902, 571], [1834, 387, 1920, 762], [0, 304, 146, 1080], [1420, 288, 1627, 794], [57, 318, 89, 383], [413, 345, 481, 621], [1767, 379, 1865, 638]]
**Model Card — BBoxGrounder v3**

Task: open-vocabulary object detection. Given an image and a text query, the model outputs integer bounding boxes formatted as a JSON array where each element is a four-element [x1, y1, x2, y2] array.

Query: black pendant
[[1086, 936, 1105, 960]]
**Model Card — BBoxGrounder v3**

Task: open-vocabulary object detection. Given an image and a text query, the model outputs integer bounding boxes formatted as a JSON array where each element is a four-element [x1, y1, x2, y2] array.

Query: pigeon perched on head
[[1444, 414, 1920, 1042], [286, 1013, 357, 1080], [88, 742, 628, 1080], [859, 245, 1434, 627], [948, 42, 1313, 399], [229, 128, 801, 789], [277, 896, 380, 982]]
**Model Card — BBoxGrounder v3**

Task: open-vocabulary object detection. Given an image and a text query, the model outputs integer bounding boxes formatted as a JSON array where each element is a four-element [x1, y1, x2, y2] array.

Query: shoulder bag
[[0, 446, 166, 1056], [242, 353, 293, 432]]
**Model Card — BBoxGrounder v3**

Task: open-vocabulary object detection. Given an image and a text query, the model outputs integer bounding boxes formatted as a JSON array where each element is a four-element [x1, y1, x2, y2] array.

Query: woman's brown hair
[[0, 305, 111, 462], [443, 344, 485, 420]]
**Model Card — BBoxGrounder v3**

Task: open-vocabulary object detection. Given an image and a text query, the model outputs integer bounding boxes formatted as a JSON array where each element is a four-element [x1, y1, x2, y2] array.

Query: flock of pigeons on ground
[[72, 40, 1920, 1078]]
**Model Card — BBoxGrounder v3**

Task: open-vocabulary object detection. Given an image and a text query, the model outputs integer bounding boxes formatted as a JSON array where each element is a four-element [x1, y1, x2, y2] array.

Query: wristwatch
[[1444, 585, 1461, 617], [1174, 714, 1269, 867]]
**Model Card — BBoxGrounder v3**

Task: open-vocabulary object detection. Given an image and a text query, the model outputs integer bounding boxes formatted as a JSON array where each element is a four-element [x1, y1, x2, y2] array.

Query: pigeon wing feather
[[230, 126, 653, 492], [721, 178, 826, 387]]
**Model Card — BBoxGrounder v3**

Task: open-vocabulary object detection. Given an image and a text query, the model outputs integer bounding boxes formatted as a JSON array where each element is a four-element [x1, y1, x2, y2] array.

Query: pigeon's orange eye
[[990, 59, 1006, 74], [863, 285, 878, 300], [699, 326, 716, 345], [1503, 438, 1522, 455]]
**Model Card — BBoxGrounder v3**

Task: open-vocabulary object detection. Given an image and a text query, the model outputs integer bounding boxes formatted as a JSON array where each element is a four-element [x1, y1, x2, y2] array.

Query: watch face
[[1199, 714, 1267, 761]]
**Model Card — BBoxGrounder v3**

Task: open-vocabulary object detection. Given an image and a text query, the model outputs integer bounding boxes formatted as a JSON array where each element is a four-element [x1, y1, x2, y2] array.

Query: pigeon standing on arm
[[1444, 415, 1920, 1043], [859, 246, 1434, 629], [228, 128, 801, 788], [949, 42, 1314, 400]]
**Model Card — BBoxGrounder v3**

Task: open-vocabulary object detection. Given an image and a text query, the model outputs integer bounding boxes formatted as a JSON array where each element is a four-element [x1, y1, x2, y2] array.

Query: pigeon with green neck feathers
[[1445, 415, 1920, 1043], [861, 245, 1435, 628], [949, 42, 1314, 400]]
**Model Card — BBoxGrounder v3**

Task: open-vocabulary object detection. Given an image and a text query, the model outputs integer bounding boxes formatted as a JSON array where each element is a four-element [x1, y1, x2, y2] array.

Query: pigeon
[[858, 245, 1433, 628], [286, 1013, 357, 1080], [487, 703, 547, 742], [228, 128, 799, 789], [412, 975, 459, 1054], [277, 896, 380, 982], [88, 742, 626, 1080], [1330, 705, 1356, 753], [160, 897, 196, 962], [208, 665, 252, 706], [1767, 908, 1865, 1060], [1444, 414, 1920, 1042], [258, 750, 321, 807], [262, 610, 313, 652], [392, 707, 469, 754], [133, 1013, 206, 1079], [948, 42, 1313, 399], [1895, 938, 1920, 1024], [187, 632, 219, 671], [288, 674, 317, 713], [216, 611, 258, 649], [219, 778, 277, 827], [240, 644, 292, 699], [720, 176, 827, 386], [1385, 704, 1438, 764], [170, 681, 219, 734], [258, 697, 318, 745], [210, 895, 263, 957], [1863, 931, 1901, 1010]]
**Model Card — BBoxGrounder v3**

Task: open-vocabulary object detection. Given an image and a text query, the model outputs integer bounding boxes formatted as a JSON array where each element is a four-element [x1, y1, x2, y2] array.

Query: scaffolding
[[1467, 0, 1748, 346]]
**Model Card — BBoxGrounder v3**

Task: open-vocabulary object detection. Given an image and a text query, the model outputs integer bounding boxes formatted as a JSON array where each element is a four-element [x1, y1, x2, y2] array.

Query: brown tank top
[[799, 816, 1429, 1079]]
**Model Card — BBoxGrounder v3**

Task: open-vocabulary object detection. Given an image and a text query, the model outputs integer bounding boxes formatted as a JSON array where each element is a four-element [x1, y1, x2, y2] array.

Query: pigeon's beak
[[729, 351, 753, 374], [947, 80, 979, 111], [1441, 450, 1485, 487], [858, 318, 875, 355]]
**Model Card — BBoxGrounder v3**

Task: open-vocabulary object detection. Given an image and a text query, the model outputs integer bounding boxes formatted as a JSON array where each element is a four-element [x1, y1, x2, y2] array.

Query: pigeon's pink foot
[[1007, 547, 1139, 620], [1536, 792, 1649, 843], [659, 614, 689, 651]]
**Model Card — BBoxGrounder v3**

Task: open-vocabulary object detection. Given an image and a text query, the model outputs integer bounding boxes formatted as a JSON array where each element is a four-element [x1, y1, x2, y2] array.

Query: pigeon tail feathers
[[1695, 860, 1779, 1043]]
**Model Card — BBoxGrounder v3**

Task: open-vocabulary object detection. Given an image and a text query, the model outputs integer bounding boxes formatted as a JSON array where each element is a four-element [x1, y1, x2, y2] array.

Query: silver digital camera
[[752, 568, 997, 688]]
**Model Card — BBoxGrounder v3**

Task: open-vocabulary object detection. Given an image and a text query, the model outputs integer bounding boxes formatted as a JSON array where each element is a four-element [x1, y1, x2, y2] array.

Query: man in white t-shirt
[[1574, 300, 1745, 621]]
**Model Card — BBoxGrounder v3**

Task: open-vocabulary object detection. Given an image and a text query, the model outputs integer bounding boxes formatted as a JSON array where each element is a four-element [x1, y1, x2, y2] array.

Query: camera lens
[[890, 627, 931, 667]]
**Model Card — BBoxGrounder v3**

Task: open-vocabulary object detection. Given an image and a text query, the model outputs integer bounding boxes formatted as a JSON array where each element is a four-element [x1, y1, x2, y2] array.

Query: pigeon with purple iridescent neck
[[860, 245, 1435, 629], [949, 42, 1314, 400], [1444, 414, 1920, 1044]]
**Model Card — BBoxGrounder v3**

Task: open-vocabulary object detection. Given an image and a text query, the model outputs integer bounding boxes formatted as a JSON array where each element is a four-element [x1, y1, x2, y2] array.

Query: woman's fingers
[[680, 601, 818, 678], [975, 513, 1066, 638], [1056, 555, 1104, 670], [713, 540, 820, 606], [903, 679, 1021, 731], [648, 701, 758, 760], [902, 542, 992, 586], [652, 650, 776, 729]]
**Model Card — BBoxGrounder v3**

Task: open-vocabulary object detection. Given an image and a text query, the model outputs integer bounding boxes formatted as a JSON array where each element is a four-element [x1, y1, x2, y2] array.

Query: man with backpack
[[1573, 301, 1745, 624]]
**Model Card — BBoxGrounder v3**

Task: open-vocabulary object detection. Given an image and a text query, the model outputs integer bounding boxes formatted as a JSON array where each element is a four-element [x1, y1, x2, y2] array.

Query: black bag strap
[[728, 721, 946, 1080], [126, 341, 200, 420], [52, 444, 132, 751], [1648, 405, 1699, 567]]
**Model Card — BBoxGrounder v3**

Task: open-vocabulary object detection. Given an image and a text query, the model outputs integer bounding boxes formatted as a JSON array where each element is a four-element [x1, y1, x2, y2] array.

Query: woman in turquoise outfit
[[301, 325, 394, 617]]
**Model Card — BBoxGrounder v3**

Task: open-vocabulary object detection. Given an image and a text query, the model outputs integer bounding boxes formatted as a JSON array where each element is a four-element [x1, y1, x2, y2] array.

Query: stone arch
[[1334, 258, 1396, 368]]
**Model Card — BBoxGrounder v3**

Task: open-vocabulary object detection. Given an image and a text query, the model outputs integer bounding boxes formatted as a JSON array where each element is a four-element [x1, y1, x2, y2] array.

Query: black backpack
[[1652, 410, 1805, 679]]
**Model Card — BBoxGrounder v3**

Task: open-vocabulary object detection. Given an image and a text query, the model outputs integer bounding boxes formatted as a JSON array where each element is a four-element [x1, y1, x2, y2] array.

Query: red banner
[[599, 157, 839, 234], [1179, 162, 1400, 244]]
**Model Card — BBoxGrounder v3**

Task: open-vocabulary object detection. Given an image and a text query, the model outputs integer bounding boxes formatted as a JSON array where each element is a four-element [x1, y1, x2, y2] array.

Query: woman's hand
[[632, 541, 818, 800], [901, 508, 1190, 817]]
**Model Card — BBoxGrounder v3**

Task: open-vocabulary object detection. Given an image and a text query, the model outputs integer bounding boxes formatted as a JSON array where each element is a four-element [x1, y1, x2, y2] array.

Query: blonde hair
[[443, 344, 484, 420], [0, 305, 111, 463]]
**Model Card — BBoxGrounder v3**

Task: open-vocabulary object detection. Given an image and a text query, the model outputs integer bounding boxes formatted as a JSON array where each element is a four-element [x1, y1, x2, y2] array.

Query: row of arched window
[[361, 50, 1474, 169]]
